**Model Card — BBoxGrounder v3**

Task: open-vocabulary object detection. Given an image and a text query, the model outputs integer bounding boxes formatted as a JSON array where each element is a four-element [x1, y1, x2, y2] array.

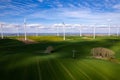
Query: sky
[[0, 0, 120, 24], [0, 0, 120, 33]]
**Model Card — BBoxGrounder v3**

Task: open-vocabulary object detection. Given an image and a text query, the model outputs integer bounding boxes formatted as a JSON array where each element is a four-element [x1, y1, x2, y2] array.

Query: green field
[[0, 36, 120, 80]]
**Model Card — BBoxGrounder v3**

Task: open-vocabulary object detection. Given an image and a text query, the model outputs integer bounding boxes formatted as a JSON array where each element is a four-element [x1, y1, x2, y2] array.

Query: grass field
[[0, 36, 120, 80]]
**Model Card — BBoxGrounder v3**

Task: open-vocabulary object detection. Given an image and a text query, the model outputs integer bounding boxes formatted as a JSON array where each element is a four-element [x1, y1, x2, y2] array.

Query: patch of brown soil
[[17, 38, 38, 44]]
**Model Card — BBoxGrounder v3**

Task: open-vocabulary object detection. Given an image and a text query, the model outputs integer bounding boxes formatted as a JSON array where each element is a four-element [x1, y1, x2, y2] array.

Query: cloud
[[0, 2, 38, 17], [0, 0, 11, 2], [68, 3, 76, 8], [27, 7, 120, 24], [54, 1, 63, 8], [113, 4, 120, 9], [38, 0, 43, 2]]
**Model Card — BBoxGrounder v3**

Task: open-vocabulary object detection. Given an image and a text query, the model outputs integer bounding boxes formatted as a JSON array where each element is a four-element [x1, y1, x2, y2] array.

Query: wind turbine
[[93, 24, 96, 39], [24, 18, 27, 40], [62, 22, 66, 40], [0, 23, 4, 39]]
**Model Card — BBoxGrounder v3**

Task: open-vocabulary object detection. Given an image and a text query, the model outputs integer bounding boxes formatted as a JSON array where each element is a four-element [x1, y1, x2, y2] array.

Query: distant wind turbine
[[0, 23, 4, 39], [93, 25, 96, 39], [62, 22, 66, 40], [24, 18, 27, 40]]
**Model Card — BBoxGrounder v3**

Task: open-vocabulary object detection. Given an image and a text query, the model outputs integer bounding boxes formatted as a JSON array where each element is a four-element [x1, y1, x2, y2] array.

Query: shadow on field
[[0, 38, 120, 59], [1, 38, 120, 80]]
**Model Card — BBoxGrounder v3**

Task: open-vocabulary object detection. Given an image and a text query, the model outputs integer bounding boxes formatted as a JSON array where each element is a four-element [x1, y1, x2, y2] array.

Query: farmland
[[0, 36, 120, 80]]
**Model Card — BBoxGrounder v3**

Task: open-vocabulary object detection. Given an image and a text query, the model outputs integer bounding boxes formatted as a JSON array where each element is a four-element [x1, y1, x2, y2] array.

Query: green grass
[[0, 36, 120, 80]]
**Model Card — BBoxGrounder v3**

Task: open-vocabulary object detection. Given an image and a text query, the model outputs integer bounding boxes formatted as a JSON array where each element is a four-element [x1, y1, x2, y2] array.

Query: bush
[[91, 47, 115, 59]]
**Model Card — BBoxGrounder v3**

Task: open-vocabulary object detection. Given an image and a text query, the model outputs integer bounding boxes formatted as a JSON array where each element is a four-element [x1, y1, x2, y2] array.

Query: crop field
[[0, 36, 120, 80]]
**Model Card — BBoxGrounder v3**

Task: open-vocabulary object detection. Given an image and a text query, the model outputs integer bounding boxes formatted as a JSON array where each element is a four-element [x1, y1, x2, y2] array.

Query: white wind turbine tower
[[24, 18, 27, 41], [62, 22, 66, 40], [0, 23, 4, 39], [93, 24, 96, 39]]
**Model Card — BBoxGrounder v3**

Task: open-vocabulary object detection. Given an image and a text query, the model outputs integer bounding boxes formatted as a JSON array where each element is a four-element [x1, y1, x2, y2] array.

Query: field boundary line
[[36, 57, 42, 80], [58, 61, 76, 80]]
